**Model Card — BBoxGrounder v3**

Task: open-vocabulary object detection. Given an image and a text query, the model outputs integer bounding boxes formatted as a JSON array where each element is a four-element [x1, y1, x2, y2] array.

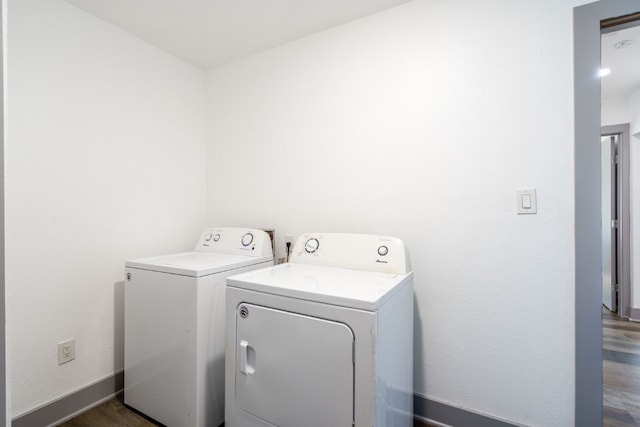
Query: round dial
[[377, 245, 389, 256], [204, 233, 213, 241], [241, 232, 254, 247], [304, 238, 320, 253], [213, 233, 221, 242]]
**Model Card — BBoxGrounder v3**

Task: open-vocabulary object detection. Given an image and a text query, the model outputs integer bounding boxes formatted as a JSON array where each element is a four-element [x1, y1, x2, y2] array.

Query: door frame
[[600, 133, 617, 312], [0, 1, 5, 423], [601, 124, 631, 318], [574, 1, 640, 425]]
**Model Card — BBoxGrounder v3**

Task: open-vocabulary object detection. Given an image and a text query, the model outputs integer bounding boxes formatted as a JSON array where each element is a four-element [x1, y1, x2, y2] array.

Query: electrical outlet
[[58, 339, 76, 365]]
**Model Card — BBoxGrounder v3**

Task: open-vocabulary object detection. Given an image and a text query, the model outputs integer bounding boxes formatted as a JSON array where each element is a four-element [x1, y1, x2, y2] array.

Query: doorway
[[601, 133, 618, 313], [574, 1, 640, 425], [600, 124, 631, 319]]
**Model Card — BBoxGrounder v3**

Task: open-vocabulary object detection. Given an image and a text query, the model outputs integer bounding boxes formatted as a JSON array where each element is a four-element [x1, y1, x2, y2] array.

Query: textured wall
[[206, 1, 579, 425], [6, 0, 207, 417]]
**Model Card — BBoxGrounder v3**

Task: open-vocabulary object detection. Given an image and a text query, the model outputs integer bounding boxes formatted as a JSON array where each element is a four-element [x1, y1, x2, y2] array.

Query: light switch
[[517, 189, 537, 214]]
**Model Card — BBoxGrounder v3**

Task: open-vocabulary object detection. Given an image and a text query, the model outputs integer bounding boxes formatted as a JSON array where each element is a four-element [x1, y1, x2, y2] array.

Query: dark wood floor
[[603, 307, 640, 426], [57, 395, 159, 426]]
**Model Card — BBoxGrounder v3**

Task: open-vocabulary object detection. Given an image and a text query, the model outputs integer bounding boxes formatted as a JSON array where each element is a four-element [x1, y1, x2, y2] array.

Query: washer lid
[[126, 252, 272, 277], [226, 263, 412, 311]]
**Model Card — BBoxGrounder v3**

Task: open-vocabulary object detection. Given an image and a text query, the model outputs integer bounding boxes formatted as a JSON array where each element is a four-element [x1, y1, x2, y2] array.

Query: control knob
[[304, 238, 320, 253], [241, 232, 254, 247]]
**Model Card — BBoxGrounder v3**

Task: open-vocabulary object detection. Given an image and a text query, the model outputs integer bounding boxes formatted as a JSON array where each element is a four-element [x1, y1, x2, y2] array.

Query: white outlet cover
[[58, 339, 76, 365]]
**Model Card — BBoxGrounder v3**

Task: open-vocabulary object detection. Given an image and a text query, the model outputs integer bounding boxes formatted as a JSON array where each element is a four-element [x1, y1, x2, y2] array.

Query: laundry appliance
[[124, 227, 273, 427], [225, 233, 413, 427]]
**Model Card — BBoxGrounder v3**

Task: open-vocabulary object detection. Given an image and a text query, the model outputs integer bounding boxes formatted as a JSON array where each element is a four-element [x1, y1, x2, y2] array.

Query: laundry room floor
[[58, 395, 440, 427], [56, 395, 159, 427], [58, 395, 438, 427]]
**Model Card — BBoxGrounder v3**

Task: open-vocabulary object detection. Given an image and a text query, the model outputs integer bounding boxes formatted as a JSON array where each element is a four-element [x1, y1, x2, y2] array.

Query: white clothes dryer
[[225, 233, 413, 427], [124, 227, 273, 427]]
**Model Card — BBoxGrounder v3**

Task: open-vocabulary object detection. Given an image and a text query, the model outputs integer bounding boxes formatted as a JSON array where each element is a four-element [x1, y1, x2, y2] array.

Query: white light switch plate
[[517, 189, 537, 214]]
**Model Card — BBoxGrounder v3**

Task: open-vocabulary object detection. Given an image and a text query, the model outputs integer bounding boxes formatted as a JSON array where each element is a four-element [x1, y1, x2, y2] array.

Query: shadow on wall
[[413, 297, 424, 408], [114, 280, 125, 377]]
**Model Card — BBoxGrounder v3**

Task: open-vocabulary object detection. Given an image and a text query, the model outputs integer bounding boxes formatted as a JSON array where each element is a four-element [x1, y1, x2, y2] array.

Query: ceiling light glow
[[599, 68, 611, 77]]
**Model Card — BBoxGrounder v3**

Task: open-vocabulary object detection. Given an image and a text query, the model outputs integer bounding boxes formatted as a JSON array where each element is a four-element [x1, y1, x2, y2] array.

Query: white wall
[[206, 1, 580, 425], [6, 0, 207, 417], [602, 96, 630, 126], [630, 89, 640, 137]]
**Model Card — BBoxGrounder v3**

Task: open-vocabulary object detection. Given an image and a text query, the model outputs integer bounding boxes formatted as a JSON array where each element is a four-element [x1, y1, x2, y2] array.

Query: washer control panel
[[195, 228, 273, 257], [290, 233, 410, 274]]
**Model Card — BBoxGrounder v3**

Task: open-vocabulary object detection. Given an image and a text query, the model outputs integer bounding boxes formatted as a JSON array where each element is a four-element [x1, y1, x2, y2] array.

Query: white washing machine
[[124, 227, 273, 427], [225, 233, 413, 427]]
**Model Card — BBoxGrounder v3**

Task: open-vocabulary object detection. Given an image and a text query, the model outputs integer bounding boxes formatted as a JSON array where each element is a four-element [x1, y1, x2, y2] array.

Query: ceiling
[[65, 0, 413, 69], [601, 24, 640, 101], [63, 1, 640, 101]]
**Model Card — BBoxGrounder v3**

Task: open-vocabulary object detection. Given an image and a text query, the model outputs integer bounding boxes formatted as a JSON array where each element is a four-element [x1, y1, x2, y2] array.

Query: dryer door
[[235, 303, 354, 427]]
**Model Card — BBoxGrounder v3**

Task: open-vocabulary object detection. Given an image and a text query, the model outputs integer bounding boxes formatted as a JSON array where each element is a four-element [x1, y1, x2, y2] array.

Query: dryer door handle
[[239, 340, 256, 375]]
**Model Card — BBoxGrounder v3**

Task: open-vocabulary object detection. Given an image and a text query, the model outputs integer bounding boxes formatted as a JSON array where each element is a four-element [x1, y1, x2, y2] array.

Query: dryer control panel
[[195, 228, 273, 257], [290, 233, 411, 275]]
